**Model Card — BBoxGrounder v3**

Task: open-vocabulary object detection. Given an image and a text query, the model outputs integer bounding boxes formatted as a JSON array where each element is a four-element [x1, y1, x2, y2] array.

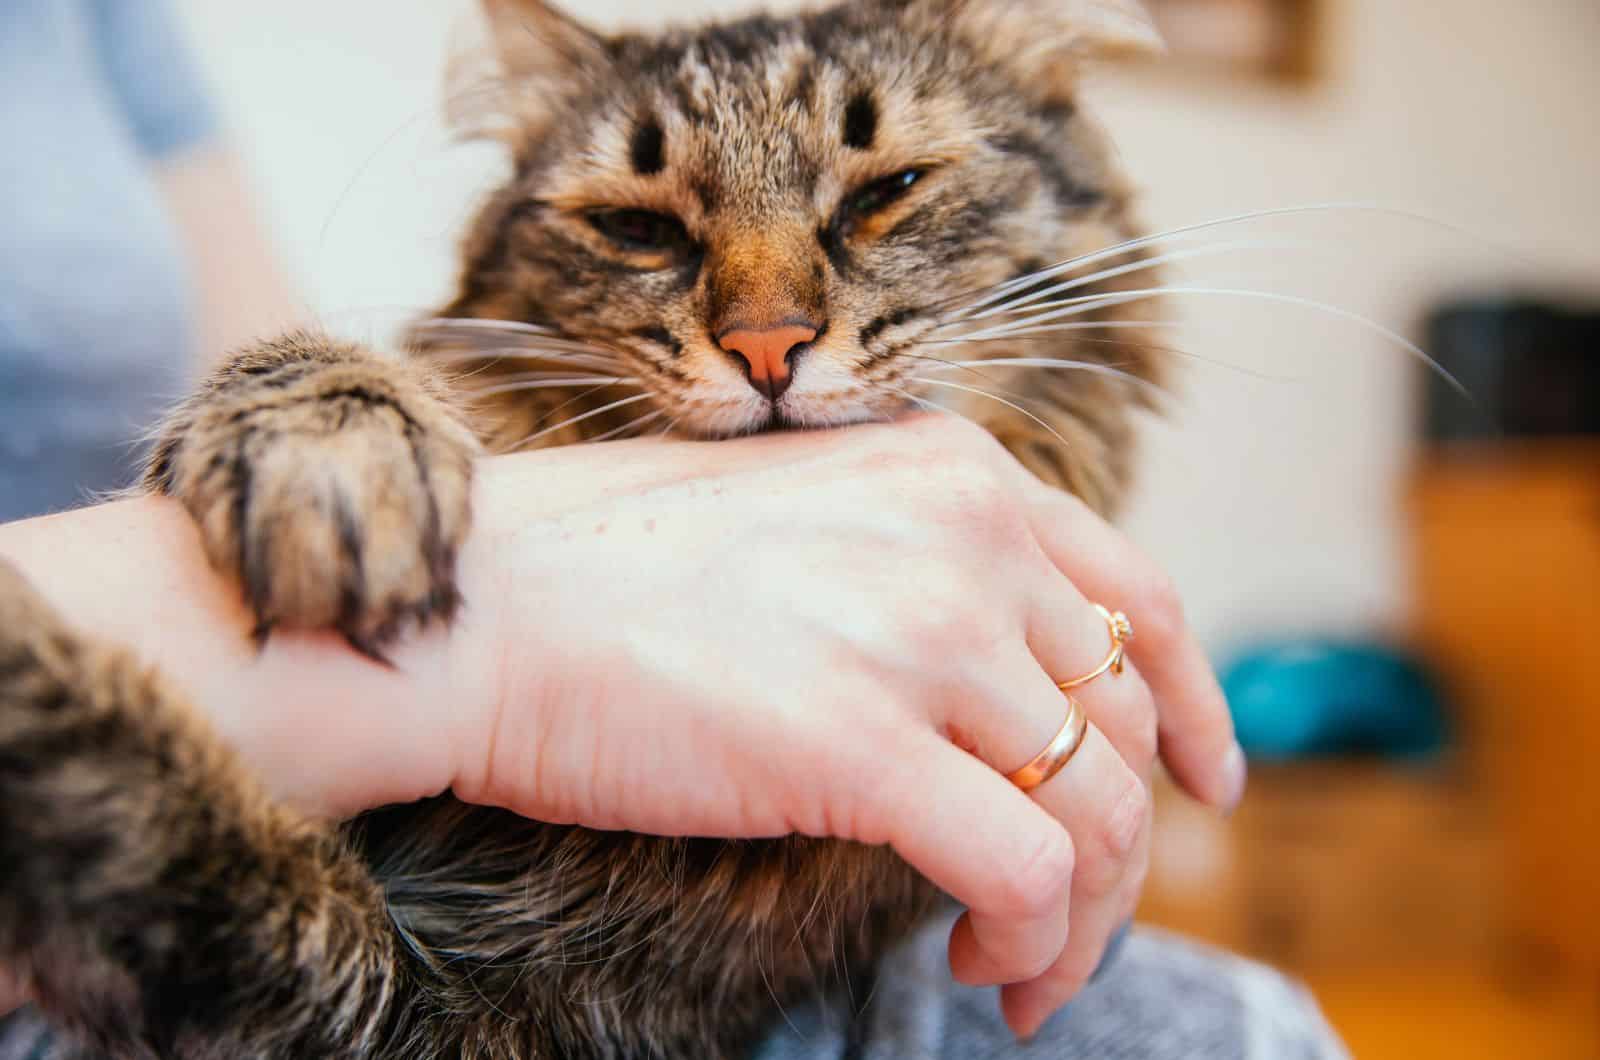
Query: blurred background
[[104, 0, 1600, 1054]]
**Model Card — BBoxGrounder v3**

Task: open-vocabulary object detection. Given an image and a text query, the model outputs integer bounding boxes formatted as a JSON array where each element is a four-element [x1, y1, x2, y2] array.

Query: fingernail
[[1221, 743, 1248, 815], [1012, 1004, 1045, 1042]]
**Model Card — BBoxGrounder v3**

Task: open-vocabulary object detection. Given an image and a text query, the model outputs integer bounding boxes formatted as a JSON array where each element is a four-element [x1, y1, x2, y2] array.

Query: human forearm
[[0, 495, 473, 819], [156, 145, 304, 367]]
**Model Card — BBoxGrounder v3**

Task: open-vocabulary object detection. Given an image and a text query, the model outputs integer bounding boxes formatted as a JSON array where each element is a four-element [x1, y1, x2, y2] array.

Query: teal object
[[1219, 641, 1448, 760]]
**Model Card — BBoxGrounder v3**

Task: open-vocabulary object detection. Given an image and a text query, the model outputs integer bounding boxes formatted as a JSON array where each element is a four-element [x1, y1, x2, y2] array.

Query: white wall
[[175, 0, 1600, 652]]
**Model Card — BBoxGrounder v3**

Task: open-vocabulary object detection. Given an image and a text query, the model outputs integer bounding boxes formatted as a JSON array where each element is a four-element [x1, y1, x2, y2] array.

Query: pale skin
[[156, 144, 304, 369], [0, 413, 1244, 1040]]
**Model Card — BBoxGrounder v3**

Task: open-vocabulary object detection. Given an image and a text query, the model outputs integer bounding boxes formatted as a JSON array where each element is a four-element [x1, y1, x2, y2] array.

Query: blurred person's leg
[[756, 909, 1349, 1060], [0, 998, 48, 1060]]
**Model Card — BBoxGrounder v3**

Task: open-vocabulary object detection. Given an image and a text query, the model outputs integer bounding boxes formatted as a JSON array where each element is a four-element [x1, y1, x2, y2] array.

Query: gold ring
[[1057, 604, 1133, 692], [1006, 694, 1089, 791]]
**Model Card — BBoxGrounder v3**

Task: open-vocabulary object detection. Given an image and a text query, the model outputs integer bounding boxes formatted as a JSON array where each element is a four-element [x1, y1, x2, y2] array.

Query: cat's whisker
[[412, 320, 630, 364], [935, 200, 1521, 321], [442, 356, 630, 379], [919, 319, 1176, 348], [426, 340, 626, 361], [886, 350, 1013, 385], [587, 408, 666, 443], [920, 332, 1295, 382], [906, 376, 1073, 451], [422, 347, 620, 368], [945, 285, 1471, 398], [415, 316, 562, 338], [915, 356, 1168, 402], [882, 385, 958, 420], [940, 238, 1306, 325], [455, 367, 632, 382], [459, 375, 639, 400], [416, 336, 616, 359], [941, 289, 1172, 342], [504, 393, 657, 452]]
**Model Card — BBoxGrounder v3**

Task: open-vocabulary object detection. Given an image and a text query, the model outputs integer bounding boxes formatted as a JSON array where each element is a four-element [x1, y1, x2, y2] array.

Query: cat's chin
[[689, 410, 894, 440], [685, 397, 913, 439]]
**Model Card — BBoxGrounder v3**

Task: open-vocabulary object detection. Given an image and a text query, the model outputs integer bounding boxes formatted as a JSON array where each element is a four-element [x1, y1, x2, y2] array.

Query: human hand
[[0, 412, 1238, 1040], [445, 413, 1241, 1037]]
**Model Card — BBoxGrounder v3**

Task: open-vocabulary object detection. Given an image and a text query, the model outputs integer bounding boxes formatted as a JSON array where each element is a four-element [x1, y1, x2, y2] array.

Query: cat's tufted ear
[[456, 1, 611, 144], [896, 0, 1163, 96], [479, 0, 609, 84]]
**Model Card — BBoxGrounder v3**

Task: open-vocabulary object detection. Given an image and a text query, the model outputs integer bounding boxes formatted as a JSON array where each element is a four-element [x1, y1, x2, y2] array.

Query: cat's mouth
[[674, 387, 905, 439], [738, 387, 916, 437]]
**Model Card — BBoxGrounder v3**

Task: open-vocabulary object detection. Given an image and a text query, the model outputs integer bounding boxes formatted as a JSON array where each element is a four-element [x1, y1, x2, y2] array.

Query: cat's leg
[[0, 557, 414, 1059], [144, 331, 480, 659]]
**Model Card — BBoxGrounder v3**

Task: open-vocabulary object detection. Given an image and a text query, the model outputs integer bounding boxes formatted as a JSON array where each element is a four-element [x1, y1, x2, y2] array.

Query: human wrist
[[0, 496, 459, 818]]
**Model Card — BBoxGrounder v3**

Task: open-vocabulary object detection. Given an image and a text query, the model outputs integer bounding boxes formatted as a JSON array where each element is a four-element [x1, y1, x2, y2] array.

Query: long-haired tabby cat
[[0, 0, 1171, 1055]]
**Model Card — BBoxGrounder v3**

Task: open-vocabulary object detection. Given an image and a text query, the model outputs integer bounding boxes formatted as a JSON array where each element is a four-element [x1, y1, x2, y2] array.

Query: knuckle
[[1002, 830, 1075, 919], [1122, 689, 1160, 768], [1127, 570, 1184, 646], [1119, 851, 1152, 920], [1079, 774, 1148, 895], [1043, 954, 1096, 1000], [1017, 945, 1063, 982], [894, 571, 960, 631], [1102, 773, 1151, 862], [937, 473, 1027, 551]]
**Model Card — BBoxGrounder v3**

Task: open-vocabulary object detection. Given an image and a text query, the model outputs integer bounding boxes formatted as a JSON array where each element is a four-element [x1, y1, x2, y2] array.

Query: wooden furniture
[[1137, 762, 1597, 1060], [1133, 440, 1600, 1057], [1138, 763, 1502, 975], [1407, 442, 1600, 978]]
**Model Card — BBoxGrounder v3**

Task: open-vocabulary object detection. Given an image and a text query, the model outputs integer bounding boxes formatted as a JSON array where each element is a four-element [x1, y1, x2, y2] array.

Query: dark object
[[1422, 298, 1600, 442], [1220, 641, 1449, 760]]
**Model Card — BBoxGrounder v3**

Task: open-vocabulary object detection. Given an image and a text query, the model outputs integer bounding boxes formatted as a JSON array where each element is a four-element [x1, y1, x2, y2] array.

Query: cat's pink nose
[[717, 323, 818, 402]]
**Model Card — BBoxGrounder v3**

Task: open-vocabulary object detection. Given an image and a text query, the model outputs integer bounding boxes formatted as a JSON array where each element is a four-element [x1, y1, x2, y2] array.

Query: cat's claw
[[146, 333, 478, 660]]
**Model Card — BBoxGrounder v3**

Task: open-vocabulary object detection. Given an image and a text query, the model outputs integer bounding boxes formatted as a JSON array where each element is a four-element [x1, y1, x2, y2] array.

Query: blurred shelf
[[1408, 441, 1600, 977], [1137, 761, 1596, 1058], [1136, 442, 1600, 1055], [1309, 964, 1600, 1060], [1139, 762, 1503, 975]]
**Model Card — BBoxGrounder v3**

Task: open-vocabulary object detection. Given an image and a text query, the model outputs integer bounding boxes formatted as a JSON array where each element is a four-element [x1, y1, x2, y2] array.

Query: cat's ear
[[454, 1, 611, 146], [898, 0, 1163, 95], [480, 0, 609, 83]]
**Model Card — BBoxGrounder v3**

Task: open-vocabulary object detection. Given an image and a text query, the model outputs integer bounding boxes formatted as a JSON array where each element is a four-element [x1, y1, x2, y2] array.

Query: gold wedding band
[[1057, 604, 1133, 692], [1006, 694, 1088, 791], [1006, 604, 1133, 792]]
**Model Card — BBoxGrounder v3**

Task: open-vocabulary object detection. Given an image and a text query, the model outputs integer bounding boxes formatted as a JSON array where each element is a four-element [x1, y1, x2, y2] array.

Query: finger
[[943, 640, 1150, 1028], [946, 654, 1146, 994], [1014, 478, 1244, 810], [1025, 579, 1158, 780], [871, 733, 1076, 987], [1001, 611, 1156, 1037], [1003, 788, 1153, 1038]]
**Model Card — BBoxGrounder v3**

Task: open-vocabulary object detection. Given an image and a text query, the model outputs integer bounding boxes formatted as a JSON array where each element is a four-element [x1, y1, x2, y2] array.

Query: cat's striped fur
[[0, 1, 1167, 1055]]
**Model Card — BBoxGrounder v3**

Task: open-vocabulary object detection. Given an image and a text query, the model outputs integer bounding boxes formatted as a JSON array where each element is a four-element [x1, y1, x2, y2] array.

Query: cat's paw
[[147, 334, 480, 661]]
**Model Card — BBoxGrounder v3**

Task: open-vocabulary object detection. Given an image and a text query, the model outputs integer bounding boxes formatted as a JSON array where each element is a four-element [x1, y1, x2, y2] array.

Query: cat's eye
[[841, 168, 926, 222], [586, 209, 691, 253]]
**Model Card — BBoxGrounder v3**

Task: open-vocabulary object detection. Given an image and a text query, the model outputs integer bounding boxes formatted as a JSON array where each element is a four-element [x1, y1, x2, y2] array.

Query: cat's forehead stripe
[[842, 91, 877, 151], [629, 117, 665, 177]]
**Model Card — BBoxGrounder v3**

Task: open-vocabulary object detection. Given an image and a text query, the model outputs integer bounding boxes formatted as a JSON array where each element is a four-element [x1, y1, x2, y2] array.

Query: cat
[[0, 0, 1169, 1056]]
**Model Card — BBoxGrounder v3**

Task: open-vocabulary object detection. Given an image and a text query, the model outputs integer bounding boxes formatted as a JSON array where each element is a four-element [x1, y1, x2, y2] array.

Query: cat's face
[[429, 0, 1165, 508]]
